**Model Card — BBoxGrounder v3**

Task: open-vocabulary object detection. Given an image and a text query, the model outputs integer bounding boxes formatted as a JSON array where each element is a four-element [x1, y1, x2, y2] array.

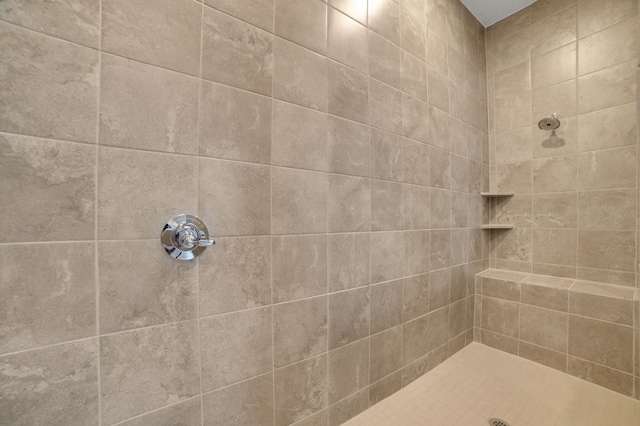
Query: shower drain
[[488, 419, 511, 426]]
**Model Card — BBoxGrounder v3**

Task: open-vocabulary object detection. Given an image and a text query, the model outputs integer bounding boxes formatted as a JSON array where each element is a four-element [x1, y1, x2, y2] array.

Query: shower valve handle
[[161, 214, 215, 260]]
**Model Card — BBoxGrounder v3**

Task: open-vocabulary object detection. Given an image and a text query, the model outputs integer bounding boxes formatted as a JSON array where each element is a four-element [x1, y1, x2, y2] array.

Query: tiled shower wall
[[486, 0, 639, 287], [0, 0, 489, 425]]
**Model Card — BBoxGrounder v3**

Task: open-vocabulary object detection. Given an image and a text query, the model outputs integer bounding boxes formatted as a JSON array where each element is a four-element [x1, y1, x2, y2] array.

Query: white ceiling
[[461, 0, 537, 27]]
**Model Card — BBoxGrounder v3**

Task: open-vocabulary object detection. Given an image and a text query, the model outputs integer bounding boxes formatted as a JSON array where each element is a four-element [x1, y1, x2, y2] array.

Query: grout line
[[196, 2, 205, 425], [271, 5, 277, 425], [95, 0, 103, 424]]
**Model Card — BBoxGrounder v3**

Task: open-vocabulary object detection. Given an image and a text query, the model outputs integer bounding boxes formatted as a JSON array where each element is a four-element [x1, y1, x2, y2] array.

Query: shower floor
[[344, 343, 640, 426]]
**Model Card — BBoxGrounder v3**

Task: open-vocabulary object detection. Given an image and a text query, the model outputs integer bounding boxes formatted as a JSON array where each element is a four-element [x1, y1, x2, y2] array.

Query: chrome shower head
[[538, 113, 561, 130]]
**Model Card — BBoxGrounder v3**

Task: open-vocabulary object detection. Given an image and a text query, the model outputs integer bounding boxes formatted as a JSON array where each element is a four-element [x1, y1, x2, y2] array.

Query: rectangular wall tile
[[0, 22, 98, 142], [102, 0, 201, 76], [100, 322, 200, 425], [0, 339, 99, 426]]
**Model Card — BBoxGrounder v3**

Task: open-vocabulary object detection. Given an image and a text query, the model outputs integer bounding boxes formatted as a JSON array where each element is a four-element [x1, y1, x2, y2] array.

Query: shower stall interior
[[0, 0, 639, 425]]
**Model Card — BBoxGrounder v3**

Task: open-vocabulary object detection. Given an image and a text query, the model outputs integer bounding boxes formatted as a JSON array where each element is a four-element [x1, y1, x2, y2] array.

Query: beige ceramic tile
[[429, 147, 450, 189], [532, 80, 577, 124], [426, 30, 448, 76], [368, 0, 400, 45], [205, 0, 274, 32], [0, 339, 98, 426], [274, 355, 328, 426], [202, 7, 273, 95], [273, 37, 328, 112], [121, 397, 201, 426], [371, 179, 403, 231], [199, 158, 271, 236], [102, 0, 201, 76], [99, 240, 198, 333], [272, 167, 328, 234], [274, 296, 328, 367], [328, 174, 370, 232], [202, 374, 272, 426], [430, 189, 451, 229], [403, 138, 430, 185], [328, 338, 369, 404], [577, 146, 636, 190], [199, 236, 271, 316], [532, 228, 577, 266], [369, 31, 402, 89], [402, 315, 430, 366], [200, 308, 272, 391], [327, 116, 370, 177], [0, 22, 98, 143], [569, 290, 633, 326], [567, 356, 633, 396], [496, 161, 533, 194], [578, 230, 636, 272], [579, 17, 637, 77], [371, 231, 404, 284], [429, 106, 450, 150], [199, 80, 271, 164], [520, 304, 568, 352], [404, 230, 430, 276], [328, 62, 369, 124], [578, 60, 637, 114], [400, 9, 426, 62], [401, 51, 427, 102], [493, 28, 529, 72], [568, 315, 633, 373], [521, 282, 569, 312], [494, 127, 532, 164], [369, 78, 403, 134], [403, 94, 430, 142], [532, 155, 577, 193], [404, 184, 430, 230], [402, 273, 429, 322], [518, 341, 567, 372], [530, 4, 576, 57], [578, 0, 638, 38], [531, 42, 576, 90], [578, 102, 637, 152], [273, 235, 327, 303], [426, 0, 447, 39], [430, 67, 452, 112], [370, 325, 402, 384], [328, 0, 367, 24], [0, 134, 95, 243], [272, 100, 328, 171], [0, 0, 99, 47], [328, 388, 369, 426], [328, 7, 368, 73], [371, 129, 404, 182], [329, 287, 370, 349], [577, 188, 636, 230], [100, 322, 200, 424], [275, 0, 327, 55], [98, 147, 197, 240], [328, 233, 370, 292], [99, 54, 199, 155], [370, 280, 403, 335], [0, 243, 95, 355]]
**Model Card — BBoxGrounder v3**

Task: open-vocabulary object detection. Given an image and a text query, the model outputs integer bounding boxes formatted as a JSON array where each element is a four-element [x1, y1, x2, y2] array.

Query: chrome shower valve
[[161, 214, 215, 260]]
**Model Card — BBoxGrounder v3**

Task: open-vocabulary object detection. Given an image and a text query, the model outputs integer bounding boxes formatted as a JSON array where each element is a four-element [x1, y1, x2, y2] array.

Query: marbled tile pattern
[[486, 0, 640, 291], [20, 0, 640, 424], [476, 269, 639, 398]]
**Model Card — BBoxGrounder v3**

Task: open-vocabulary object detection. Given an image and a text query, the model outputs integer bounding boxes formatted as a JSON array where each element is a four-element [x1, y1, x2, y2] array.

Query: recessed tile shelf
[[480, 192, 515, 197], [480, 225, 514, 230]]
